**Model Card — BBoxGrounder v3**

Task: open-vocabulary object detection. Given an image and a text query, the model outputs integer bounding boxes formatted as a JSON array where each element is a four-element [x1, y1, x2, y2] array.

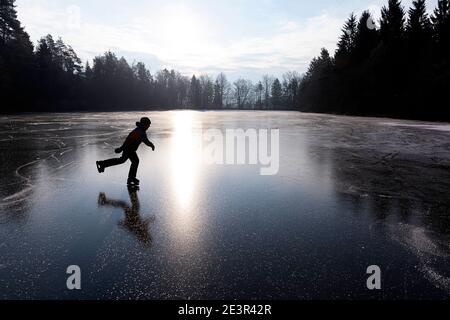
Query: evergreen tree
[[262, 75, 274, 109], [305, 48, 334, 79], [404, 1, 434, 118], [189, 75, 201, 108], [380, 0, 406, 43], [256, 81, 263, 108], [0, 0, 21, 43], [271, 78, 283, 109], [298, 48, 335, 113], [0, 0, 34, 111], [335, 13, 358, 65], [407, 0, 433, 46], [213, 79, 221, 108], [34, 35, 83, 106], [431, 0, 450, 59], [167, 69, 177, 107], [353, 11, 379, 63], [376, 0, 407, 116]]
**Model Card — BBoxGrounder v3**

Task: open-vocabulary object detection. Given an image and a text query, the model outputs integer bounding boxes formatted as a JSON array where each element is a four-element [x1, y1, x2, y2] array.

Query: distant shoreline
[[2, 109, 450, 124]]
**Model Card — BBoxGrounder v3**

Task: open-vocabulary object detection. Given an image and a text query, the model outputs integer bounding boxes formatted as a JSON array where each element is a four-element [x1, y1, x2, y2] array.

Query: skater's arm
[[143, 136, 155, 151], [115, 142, 127, 153]]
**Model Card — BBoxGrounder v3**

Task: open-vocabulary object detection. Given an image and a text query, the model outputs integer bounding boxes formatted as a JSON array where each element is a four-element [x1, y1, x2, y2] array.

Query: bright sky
[[16, 0, 438, 81]]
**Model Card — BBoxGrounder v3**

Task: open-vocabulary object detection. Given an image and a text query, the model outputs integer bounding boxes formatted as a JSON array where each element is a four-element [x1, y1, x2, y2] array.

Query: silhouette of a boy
[[96, 117, 155, 185]]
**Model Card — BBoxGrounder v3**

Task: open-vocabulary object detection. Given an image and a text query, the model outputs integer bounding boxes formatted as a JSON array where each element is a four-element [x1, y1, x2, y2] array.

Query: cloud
[[224, 14, 343, 71], [16, 0, 345, 80]]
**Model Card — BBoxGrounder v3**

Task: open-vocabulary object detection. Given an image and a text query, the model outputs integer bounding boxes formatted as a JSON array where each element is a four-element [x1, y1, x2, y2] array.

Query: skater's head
[[136, 117, 151, 131]]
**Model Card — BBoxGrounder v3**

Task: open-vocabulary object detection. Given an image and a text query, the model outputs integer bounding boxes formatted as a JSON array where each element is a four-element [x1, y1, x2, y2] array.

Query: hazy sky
[[16, 0, 437, 81]]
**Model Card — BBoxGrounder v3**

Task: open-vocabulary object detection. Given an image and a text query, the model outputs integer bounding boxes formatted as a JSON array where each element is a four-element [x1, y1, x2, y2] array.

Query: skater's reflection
[[98, 187, 154, 246]]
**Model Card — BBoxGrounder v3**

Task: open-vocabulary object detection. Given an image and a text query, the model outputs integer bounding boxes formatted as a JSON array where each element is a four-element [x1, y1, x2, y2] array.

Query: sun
[[161, 5, 203, 51]]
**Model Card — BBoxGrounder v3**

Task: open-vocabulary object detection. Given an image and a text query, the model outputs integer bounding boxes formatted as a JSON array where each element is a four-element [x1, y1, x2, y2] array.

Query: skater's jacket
[[120, 124, 155, 152]]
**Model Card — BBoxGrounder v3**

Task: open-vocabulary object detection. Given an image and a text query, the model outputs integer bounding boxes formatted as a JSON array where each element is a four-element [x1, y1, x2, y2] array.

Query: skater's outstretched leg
[[97, 154, 129, 173], [96, 161, 105, 173]]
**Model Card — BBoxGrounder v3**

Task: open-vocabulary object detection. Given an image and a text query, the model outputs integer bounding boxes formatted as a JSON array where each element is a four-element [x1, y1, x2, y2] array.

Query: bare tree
[[213, 72, 230, 108], [233, 78, 252, 109], [282, 71, 302, 108], [199, 74, 214, 108]]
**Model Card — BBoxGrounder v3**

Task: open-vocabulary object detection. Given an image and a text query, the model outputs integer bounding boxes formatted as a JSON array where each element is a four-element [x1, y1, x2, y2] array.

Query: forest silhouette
[[1, 0, 449, 120]]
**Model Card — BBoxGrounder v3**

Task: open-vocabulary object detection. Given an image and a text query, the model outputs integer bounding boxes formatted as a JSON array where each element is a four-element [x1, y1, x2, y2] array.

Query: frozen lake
[[0, 111, 449, 299]]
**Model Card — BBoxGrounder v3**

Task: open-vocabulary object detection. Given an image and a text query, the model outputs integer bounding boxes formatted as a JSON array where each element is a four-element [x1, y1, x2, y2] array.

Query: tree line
[[1, 0, 449, 120], [0, 0, 301, 112], [299, 0, 450, 121]]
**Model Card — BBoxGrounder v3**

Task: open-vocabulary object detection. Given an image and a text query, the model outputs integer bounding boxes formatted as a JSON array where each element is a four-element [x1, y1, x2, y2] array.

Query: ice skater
[[96, 117, 155, 186]]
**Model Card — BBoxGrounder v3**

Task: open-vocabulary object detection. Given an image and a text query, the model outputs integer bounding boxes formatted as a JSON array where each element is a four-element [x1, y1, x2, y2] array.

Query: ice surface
[[0, 111, 449, 299]]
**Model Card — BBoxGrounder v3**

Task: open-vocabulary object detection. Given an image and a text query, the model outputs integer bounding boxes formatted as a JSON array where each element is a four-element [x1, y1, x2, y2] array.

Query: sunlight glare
[[161, 5, 205, 52], [170, 111, 201, 210]]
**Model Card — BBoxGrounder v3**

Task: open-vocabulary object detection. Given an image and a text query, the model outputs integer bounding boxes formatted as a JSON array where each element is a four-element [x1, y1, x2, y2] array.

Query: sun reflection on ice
[[170, 111, 201, 212]]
